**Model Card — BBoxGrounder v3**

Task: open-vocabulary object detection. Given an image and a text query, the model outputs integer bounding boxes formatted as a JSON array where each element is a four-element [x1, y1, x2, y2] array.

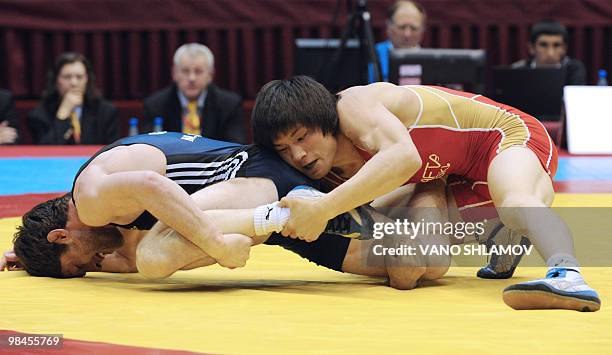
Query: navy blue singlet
[[72, 132, 317, 229], [71, 132, 349, 272]]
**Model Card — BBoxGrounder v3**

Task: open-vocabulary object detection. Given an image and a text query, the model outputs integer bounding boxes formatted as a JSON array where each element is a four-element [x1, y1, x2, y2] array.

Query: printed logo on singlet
[[421, 154, 451, 182], [165, 151, 249, 186], [180, 134, 201, 142]]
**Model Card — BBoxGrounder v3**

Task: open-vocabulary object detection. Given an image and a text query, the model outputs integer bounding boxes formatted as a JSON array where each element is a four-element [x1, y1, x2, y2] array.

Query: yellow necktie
[[70, 111, 81, 144], [183, 101, 201, 135]]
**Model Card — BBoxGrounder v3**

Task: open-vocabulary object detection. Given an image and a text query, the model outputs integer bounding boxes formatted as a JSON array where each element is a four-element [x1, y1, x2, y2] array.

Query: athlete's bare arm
[[329, 83, 423, 213], [73, 144, 250, 269], [135, 178, 279, 278], [98, 210, 259, 275]]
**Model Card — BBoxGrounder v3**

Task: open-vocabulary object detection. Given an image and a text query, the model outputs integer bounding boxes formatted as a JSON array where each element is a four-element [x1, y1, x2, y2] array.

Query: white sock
[[547, 253, 580, 273], [253, 202, 291, 236]]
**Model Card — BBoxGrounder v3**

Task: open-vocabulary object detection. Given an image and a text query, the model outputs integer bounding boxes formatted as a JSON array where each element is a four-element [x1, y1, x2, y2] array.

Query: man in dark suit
[[143, 43, 247, 144], [0, 89, 19, 144]]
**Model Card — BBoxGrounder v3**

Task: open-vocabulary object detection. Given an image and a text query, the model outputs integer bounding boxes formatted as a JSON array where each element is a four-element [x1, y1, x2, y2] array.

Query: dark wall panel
[[0, 0, 610, 99]]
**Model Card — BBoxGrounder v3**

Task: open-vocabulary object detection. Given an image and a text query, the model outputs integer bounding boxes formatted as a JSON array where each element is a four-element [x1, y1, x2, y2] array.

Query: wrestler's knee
[[497, 193, 546, 209], [136, 240, 174, 279], [421, 265, 449, 281], [496, 193, 546, 234], [387, 265, 426, 290], [413, 249, 449, 281], [410, 180, 447, 208]]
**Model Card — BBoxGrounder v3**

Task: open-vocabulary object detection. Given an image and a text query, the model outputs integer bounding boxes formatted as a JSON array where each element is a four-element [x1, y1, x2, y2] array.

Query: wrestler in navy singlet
[[72, 132, 350, 271]]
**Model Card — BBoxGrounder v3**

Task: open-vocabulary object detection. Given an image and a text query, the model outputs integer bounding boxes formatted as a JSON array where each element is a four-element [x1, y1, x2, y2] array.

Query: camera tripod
[[322, 0, 381, 91]]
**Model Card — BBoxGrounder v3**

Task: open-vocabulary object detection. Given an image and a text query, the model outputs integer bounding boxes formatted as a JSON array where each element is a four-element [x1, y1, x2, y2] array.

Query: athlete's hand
[[0, 250, 23, 271], [215, 233, 252, 269], [278, 197, 332, 242]]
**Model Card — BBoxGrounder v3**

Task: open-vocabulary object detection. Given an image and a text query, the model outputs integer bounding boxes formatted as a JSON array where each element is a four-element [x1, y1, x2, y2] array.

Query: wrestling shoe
[[503, 268, 601, 312], [477, 223, 531, 279], [287, 185, 376, 240]]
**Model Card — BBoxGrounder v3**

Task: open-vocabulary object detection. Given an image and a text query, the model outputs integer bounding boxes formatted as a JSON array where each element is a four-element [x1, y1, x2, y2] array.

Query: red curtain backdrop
[[1, 0, 611, 100]]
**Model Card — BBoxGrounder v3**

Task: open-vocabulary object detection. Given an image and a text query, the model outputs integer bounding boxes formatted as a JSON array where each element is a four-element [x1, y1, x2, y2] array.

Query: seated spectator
[[369, 0, 426, 82], [27, 52, 119, 145], [143, 43, 247, 144], [512, 19, 587, 85], [0, 89, 19, 144]]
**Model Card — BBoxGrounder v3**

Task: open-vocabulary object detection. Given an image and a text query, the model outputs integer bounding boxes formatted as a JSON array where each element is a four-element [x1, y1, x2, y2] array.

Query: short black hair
[[13, 194, 71, 278], [251, 76, 339, 150], [530, 19, 568, 44]]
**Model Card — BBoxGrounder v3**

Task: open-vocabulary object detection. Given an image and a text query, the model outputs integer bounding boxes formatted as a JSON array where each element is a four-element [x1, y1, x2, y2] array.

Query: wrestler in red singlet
[[324, 85, 558, 221]]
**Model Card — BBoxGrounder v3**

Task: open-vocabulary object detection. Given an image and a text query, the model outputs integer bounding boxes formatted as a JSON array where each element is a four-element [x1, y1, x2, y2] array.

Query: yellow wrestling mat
[[1, 194, 611, 354]]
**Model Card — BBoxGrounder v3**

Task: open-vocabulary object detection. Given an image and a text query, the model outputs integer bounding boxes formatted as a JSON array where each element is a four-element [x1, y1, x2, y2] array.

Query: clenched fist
[[214, 233, 252, 269]]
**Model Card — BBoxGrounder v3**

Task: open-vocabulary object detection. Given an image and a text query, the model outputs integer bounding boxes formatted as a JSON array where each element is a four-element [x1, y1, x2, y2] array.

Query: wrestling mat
[[1, 146, 611, 354]]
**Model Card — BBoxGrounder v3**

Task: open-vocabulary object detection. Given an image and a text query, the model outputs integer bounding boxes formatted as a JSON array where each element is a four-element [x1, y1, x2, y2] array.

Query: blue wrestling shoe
[[287, 186, 376, 240], [503, 268, 601, 312], [477, 224, 531, 279]]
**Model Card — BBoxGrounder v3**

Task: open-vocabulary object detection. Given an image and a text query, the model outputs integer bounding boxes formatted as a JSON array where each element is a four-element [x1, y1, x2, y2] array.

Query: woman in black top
[[27, 52, 119, 145]]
